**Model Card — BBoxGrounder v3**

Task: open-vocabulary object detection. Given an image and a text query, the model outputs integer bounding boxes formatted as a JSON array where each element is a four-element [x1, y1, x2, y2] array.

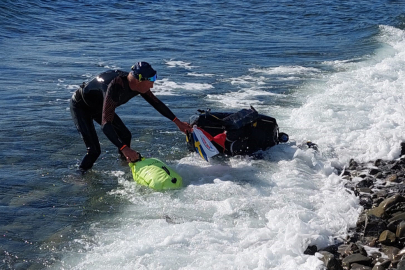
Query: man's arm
[[101, 87, 126, 149], [101, 81, 140, 162], [140, 90, 176, 120]]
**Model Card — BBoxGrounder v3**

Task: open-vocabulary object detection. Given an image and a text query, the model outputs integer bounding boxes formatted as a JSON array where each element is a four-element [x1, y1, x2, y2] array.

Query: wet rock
[[350, 263, 372, 270], [398, 248, 405, 257], [395, 254, 405, 270], [337, 243, 366, 258], [369, 251, 383, 263], [385, 174, 399, 183], [319, 243, 340, 254], [342, 170, 352, 177], [388, 161, 402, 171], [373, 190, 388, 199], [365, 237, 378, 247], [369, 168, 381, 175], [387, 219, 403, 233], [380, 245, 400, 261], [371, 259, 391, 270], [375, 172, 384, 179], [380, 195, 404, 211], [318, 251, 343, 270], [378, 230, 396, 245], [360, 195, 373, 209], [368, 195, 405, 218], [386, 203, 405, 216], [397, 221, 405, 238], [374, 159, 384, 167], [304, 245, 317, 255], [401, 142, 405, 156], [342, 254, 371, 269], [349, 159, 359, 170], [357, 179, 374, 188], [364, 215, 387, 237], [358, 188, 373, 194], [367, 206, 385, 219], [388, 212, 405, 223]]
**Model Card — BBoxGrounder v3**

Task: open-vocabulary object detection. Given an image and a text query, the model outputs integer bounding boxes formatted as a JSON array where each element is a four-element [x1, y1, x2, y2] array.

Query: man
[[70, 61, 191, 173]]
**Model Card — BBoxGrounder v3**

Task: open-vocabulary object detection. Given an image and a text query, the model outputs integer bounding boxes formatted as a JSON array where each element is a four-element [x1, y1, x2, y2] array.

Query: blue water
[[1, 1, 405, 269]]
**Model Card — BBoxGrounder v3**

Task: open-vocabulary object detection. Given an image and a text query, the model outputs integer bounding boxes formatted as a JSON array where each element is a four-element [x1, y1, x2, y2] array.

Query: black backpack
[[187, 107, 284, 156]]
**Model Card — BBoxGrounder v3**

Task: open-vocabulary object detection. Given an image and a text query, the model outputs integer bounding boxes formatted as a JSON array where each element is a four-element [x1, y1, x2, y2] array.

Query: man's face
[[136, 80, 154, 93], [128, 73, 154, 93]]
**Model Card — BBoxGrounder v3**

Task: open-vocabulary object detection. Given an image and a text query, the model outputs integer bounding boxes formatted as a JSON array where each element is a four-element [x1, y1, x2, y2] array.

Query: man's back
[[81, 70, 128, 110]]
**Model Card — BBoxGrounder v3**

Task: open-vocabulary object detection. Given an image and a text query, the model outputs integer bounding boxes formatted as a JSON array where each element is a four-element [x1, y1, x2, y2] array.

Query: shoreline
[[306, 153, 405, 270]]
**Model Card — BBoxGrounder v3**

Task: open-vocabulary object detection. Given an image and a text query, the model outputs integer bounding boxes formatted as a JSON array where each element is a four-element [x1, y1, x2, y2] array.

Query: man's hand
[[121, 147, 141, 163], [173, 118, 192, 133]]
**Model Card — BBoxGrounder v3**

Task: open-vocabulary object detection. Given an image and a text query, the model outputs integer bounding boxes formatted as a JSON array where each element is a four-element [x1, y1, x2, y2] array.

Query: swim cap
[[130, 62, 156, 78]]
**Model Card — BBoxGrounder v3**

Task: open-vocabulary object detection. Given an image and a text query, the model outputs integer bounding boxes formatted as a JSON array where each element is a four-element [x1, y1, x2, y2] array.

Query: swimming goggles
[[137, 73, 157, 82]]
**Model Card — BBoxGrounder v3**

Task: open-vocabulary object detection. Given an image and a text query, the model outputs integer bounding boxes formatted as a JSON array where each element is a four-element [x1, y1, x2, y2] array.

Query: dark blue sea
[[1, 1, 405, 269]]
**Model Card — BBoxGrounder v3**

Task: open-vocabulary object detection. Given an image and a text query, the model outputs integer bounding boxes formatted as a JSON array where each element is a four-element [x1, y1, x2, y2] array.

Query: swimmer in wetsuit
[[70, 62, 191, 173]]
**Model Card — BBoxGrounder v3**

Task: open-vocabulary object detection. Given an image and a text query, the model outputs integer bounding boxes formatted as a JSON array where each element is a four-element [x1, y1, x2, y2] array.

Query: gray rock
[[369, 195, 405, 218], [389, 161, 402, 171], [304, 245, 317, 255], [369, 168, 381, 175], [371, 259, 391, 270], [375, 172, 384, 179], [397, 221, 405, 238], [337, 243, 367, 258], [349, 159, 359, 170], [364, 215, 387, 237], [367, 207, 385, 219], [380, 195, 404, 211], [360, 195, 373, 209], [388, 212, 405, 223], [357, 179, 374, 188], [318, 251, 343, 270], [342, 254, 371, 269], [351, 263, 372, 270], [374, 159, 384, 167], [380, 245, 400, 261], [373, 190, 388, 198], [378, 230, 396, 245], [385, 174, 399, 183], [358, 187, 373, 194], [398, 256, 405, 270], [387, 219, 402, 232]]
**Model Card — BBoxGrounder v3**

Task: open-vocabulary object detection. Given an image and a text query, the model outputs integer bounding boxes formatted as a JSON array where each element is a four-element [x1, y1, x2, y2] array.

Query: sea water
[[0, 1, 404, 269]]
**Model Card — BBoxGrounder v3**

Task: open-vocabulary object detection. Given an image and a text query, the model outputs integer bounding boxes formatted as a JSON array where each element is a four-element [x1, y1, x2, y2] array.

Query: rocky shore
[[305, 154, 405, 270]]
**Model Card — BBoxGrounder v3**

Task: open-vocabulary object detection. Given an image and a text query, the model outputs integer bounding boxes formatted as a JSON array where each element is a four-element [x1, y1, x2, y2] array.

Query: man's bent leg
[[70, 99, 101, 172]]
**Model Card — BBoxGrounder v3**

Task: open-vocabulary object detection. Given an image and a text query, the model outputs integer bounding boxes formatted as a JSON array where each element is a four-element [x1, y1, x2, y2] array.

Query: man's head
[[130, 62, 157, 82], [128, 62, 157, 92]]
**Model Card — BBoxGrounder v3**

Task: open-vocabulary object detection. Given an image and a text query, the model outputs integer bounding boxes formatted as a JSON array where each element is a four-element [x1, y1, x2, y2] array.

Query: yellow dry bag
[[129, 158, 183, 190]]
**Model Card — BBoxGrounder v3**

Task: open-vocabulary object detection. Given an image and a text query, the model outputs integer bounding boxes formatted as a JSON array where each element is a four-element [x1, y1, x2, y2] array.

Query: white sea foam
[[165, 60, 197, 70], [289, 25, 405, 164], [58, 26, 405, 270], [187, 72, 216, 77], [152, 78, 214, 96], [250, 65, 321, 76], [58, 149, 359, 270]]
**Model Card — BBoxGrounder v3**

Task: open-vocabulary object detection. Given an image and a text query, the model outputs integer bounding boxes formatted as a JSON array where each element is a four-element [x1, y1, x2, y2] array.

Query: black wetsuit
[[70, 70, 176, 171]]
